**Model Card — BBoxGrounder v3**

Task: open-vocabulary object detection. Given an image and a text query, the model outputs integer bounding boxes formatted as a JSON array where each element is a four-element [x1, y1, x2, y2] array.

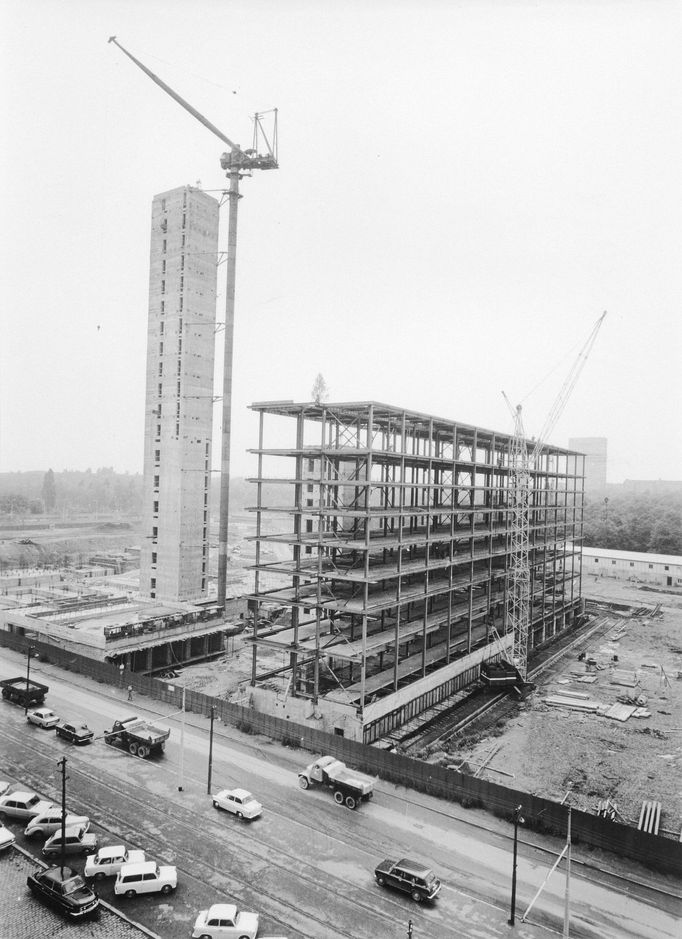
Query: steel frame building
[[247, 401, 585, 743]]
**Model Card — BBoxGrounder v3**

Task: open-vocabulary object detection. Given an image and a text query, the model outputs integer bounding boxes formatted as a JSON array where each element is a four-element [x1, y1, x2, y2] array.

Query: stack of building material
[[610, 668, 638, 687], [544, 694, 599, 712], [637, 800, 661, 834]]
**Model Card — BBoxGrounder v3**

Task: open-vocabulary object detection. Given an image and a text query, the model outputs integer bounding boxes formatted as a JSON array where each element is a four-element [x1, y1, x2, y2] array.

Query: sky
[[1, 0, 680, 484]]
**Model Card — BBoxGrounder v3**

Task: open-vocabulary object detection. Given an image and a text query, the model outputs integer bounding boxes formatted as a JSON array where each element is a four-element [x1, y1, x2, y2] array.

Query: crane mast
[[504, 312, 607, 679], [109, 38, 278, 611]]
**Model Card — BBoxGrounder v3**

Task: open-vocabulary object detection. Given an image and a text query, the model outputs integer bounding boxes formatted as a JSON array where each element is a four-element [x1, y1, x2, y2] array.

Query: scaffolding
[[246, 401, 584, 742]]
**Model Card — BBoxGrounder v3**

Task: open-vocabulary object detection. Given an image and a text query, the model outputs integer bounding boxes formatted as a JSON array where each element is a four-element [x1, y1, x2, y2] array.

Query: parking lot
[[1, 845, 160, 939]]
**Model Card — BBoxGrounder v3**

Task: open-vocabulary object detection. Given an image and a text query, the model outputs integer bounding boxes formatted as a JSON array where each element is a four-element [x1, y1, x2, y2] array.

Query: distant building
[[140, 186, 219, 602], [569, 437, 607, 490], [583, 546, 682, 588], [621, 479, 682, 495]]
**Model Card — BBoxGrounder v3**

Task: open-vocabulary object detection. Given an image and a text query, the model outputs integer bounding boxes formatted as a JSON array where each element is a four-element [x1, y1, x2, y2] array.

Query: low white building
[[582, 547, 682, 588]]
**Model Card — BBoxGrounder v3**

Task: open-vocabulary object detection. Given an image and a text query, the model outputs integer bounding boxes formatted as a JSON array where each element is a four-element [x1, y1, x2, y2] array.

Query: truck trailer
[[298, 755, 375, 809]]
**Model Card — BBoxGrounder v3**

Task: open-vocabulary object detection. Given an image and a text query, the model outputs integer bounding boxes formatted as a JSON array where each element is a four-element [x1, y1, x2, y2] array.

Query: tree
[[311, 373, 329, 405], [41, 469, 56, 512]]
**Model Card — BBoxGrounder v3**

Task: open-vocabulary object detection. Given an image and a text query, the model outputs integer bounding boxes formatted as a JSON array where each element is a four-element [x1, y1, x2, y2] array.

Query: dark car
[[55, 721, 94, 745], [374, 857, 441, 902], [27, 866, 99, 920]]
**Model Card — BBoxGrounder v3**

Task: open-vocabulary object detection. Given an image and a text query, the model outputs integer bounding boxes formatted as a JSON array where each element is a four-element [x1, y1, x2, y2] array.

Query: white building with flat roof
[[140, 186, 219, 602], [582, 546, 682, 588]]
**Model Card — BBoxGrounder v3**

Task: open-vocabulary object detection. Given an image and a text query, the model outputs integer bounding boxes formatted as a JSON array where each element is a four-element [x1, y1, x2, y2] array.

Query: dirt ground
[[427, 579, 682, 836]]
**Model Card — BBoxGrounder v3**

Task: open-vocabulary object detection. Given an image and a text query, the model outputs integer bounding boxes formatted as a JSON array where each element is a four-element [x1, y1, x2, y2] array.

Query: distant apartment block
[[569, 436, 607, 491], [140, 186, 219, 602]]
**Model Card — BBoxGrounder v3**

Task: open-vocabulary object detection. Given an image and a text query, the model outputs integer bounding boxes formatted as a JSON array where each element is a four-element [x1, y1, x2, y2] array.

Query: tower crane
[[108, 37, 278, 611], [503, 311, 607, 679]]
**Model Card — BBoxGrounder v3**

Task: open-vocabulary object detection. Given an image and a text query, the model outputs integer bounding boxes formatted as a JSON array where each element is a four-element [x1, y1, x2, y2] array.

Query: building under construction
[[246, 401, 585, 743]]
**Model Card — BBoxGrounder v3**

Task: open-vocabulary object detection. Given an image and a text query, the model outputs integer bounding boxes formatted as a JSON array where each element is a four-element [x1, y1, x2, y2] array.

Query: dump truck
[[1, 677, 49, 708], [298, 755, 375, 809], [104, 716, 170, 759]]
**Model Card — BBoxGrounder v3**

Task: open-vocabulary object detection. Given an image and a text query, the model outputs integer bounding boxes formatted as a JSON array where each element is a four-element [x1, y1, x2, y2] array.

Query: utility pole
[[508, 804, 523, 926], [563, 805, 572, 938], [24, 645, 36, 715], [207, 706, 216, 794], [57, 756, 67, 876], [178, 682, 186, 792]]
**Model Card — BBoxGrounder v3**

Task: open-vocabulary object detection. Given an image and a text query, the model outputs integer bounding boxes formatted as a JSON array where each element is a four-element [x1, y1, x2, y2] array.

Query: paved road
[[1, 650, 680, 939]]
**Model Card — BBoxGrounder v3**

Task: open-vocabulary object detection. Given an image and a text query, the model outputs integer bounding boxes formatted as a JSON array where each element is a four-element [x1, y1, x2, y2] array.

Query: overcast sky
[[1, 0, 680, 484]]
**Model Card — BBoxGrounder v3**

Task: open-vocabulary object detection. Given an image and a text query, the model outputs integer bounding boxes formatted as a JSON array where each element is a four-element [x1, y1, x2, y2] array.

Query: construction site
[[242, 400, 585, 744]]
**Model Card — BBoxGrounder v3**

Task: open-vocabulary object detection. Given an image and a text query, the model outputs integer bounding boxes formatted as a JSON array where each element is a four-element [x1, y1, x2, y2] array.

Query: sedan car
[[55, 721, 94, 745], [0, 822, 15, 851], [84, 845, 146, 880], [0, 791, 54, 821], [25, 810, 90, 840], [191, 903, 259, 939], [27, 865, 99, 920], [42, 824, 98, 858], [212, 788, 262, 820], [27, 707, 59, 728]]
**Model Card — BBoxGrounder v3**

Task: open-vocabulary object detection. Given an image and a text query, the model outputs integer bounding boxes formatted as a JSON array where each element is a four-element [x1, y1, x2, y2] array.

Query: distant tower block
[[569, 437, 607, 491], [140, 185, 219, 602]]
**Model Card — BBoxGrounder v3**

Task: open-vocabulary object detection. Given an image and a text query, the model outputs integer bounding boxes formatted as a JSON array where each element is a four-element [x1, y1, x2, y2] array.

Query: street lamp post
[[207, 706, 216, 795], [508, 804, 524, 926], [24, 645, 36, 715]]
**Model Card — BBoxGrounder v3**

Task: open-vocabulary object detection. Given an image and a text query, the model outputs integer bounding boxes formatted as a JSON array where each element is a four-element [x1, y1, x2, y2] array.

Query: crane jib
[[108, 36, 244, 156]]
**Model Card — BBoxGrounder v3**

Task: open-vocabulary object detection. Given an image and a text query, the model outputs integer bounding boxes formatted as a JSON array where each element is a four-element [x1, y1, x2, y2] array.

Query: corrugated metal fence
[[3, 631, 680, 875]]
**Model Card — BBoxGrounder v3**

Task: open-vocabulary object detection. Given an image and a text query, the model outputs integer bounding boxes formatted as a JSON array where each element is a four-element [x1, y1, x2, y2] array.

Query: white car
[[212, 788, 262, 820], [114, 860, 177, 897], [25, 810, 90, 840], [0, 791, 54, 821], [84, 845, 146, 879], [27, 707, 59, 728], [191, 904, 259, 939], [0, 822, 15, 851]]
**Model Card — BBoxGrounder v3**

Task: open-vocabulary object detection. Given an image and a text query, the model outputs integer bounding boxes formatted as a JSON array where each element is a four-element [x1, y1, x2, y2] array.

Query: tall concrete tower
[[140, 185, 219, 601]]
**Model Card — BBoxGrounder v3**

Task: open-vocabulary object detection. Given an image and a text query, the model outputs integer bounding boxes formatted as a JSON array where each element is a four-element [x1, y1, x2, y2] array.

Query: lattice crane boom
[[504, 312, 607, 679], [109, 37, 278, 611]]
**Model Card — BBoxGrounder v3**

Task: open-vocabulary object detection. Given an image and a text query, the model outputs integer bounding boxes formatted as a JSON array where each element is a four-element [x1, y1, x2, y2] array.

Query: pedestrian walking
[[127, 685, 133, 701]]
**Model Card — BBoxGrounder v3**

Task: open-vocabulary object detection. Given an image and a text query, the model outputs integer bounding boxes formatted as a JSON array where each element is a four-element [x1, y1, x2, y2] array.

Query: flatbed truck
[[1, 676, 49, 708]]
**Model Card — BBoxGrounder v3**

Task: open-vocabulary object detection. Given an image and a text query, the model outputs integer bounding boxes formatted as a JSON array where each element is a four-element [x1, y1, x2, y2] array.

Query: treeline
[[582, 491, 682, 555], [0, 468, 143, 516]]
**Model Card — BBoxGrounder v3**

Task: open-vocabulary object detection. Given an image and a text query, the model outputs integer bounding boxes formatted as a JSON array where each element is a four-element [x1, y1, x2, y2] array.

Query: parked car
[[84, 845, 146, 879], [27, 707, 59, 728], [374, 857, 441, 902], [191, 903, 259, 939], [55, 721, 94, 745], [42, 824, 98, 858], [114, 860, 177, 897], [27, 865, 99, 920], [25, 810, 90, 840], [212, 788, 262, 820], [0, 822, 15, 850], [0, 790, 54, 821]]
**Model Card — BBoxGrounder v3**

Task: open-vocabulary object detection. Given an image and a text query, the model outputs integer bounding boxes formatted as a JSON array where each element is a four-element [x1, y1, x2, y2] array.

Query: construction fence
[[2, 630, 680, 876]]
